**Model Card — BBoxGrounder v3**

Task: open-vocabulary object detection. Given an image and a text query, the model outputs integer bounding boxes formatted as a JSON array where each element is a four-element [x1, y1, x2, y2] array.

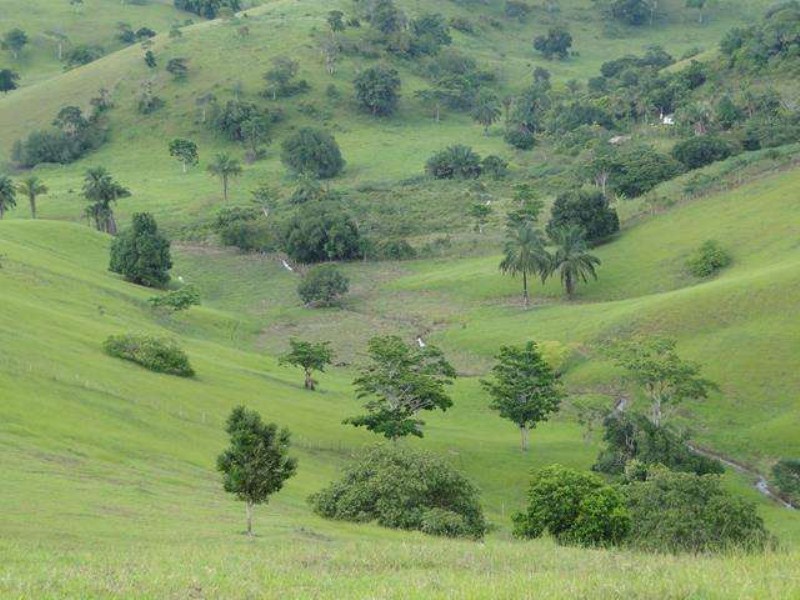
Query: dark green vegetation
[[109, 213, 172, 288], [297, 264, 350, 307], [103, 333, 194, 377]]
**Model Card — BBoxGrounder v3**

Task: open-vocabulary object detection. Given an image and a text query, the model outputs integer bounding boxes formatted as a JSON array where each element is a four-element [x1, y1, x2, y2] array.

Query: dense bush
[[599, 145, 684, 198], [593, 412, 724, 476], [771, 459, 800, 505], [281, 128, 344, 179], [109, 213, 172, 288], [504, 126, 535, 150], [425, 145, 482, 179], [283, 202, 361, 263], [671, 136, 734, 170], [310, 445, 487, 539], [686, 240, 732, 278], [625, 469, 771, 553], [103, 334, 194, 377], [354, 65, 402, 116], [546, 190, 619, 245], [513, 465, 630, 547], [63, 44, 105, 67], [173, 0, 240, 18], [481, 155, 509, 179], [375, 238, 417, 261], [297, 264, 349, 306], [149, 286, 201, 312]]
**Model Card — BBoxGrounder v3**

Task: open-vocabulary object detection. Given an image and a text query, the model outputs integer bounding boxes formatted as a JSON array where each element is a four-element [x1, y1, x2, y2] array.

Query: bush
[[109, 213, 172, 288], [625, 469, 771, 553], [103, 334, 194, 377], [513, 465, 630, 547], [173, 0, 241, 19], [375, 238, 417, 261], [149, 286, 201, 312], [283, 202, 361, 263], [425, 145, 482, 179], [297, 264, 349, 306], [593, 412, 724, 477], [686, 240, 732, 278], [771, 459, 800, 505], [672, 136, 734, 171], [504, 126, 535, 150], [309, 445, 487, 539], [281, 127, 344, 179], [481, 155, 509, 179], [219, 220, 279, 253], [12, 106, 107, 168], [546, 190, 619, 245]]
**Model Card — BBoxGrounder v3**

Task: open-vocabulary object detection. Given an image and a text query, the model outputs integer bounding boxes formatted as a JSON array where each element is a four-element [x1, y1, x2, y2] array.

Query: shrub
[[375, 238, 417, 260], [504, 126, 535, 150], [513, 465, 630, 547], [771, 459, 800, 505], [149, 286, 200, 312], [546, 190, 619, 245], [481, 155, 509, 179], [173, 0, 241, 19], [309, 444, 487, 539], [109, 213, 172, 288], [219, 220, 279, 253], [625, 470, 771, 553], [672, 136, 733, 171], [353, 65, 402, 116], [103, 334, 194, 377], [283, 202, 361, 263], [297, 264, 349, 306], [686, 240, 732, 278], [281, 127, 344, 179], [425, 145, 482, 179]]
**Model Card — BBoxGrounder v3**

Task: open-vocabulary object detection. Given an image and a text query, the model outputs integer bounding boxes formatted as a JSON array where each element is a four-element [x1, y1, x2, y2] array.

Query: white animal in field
[[281, 259, 294, 272], [416, 336, 426, 348]]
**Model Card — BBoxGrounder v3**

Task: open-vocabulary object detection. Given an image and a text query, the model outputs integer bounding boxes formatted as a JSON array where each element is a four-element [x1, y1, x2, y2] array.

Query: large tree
[[471, 91, 502, 134], [0, 176, 17, 219], [608, 336, 716, 427], [0, 69, 19, 94], [279, 338, 334, 390], [482, 341, 564, 451], [168, 139, 199, 173], [109, 213, 172, 288], [16, 176, 48, 219], [546, 190, 619, 245], [207, 153, 242, 201], [500, 224, 549, 308], [547, 225, 601, 298], [533, 26, 573, 60], [82, 167, 130, 235], [344, 335, 456, 440], [281, 127, 344, 179], [217, 406, 297, 536], [354, 65, 402, 116], [3, 29, 28, 59]]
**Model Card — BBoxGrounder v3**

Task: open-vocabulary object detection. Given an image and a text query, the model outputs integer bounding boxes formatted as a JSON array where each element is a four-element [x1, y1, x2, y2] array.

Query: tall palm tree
[[499, 224, 549, 308], [548, 225, 601, 298], [0, 176, 17, 219], [207, 153, 242, 202], [82, 167, 130, 235], [16, 175, 48, 219]]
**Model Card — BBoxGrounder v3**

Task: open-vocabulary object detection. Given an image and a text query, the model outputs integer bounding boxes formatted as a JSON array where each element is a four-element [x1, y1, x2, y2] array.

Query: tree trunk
[[106, 213, 118, 236], [304, 369, 315, 391], [0, 204, 4, 219], [182, 161, 187, 173], [245, 500, 254, 536], [522, 271, 529, 308], [565, 271, 574, 298], [30, 196, 36, 219], [435, 103, 440, 123], [520, 425, 530, 451], [652, 399, 662, 428], [222, 176, 228, 202]]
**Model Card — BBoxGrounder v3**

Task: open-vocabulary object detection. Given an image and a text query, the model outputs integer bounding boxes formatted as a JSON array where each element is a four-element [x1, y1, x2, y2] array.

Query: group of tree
[[0, 68, 20, 94], [109, 212, 172, 287], [425, 145, 508, 180], [0, 175, 48, 220], [174, 0, 240, 19]]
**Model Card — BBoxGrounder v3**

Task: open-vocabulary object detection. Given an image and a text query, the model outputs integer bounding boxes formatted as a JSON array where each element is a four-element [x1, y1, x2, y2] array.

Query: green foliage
[[345, 335, 456, 440], [82, 166, 130, 235], [609, 0, 651, 26], [281, 128, 344, 179], [771, 459, 800, 505], [263, 56, 309, 100], [425, 145, 482, 179], [168, 138, 199, 172], [2, 28, 28, 59], [500, 224, 549, 306], [63, 44, 105, 67], [353, 65, 402, 116], [374, 238, 417, 260], [109, 213, 172, 288], [481, 341, 564, 450], [589, 144, 683, 198], [547, 225, 602, 298], [15, 175, 47, 219], [593, 412, 724, 476], [471, 91, 501, 133], [166, 58, 189, 80], [148, 286, 201, 312], [686, 240, 732, 277], [481, 155, 509, 179], [297, 264, 349, 307], [283, 201, 360, 263], [206, 153, 242, 201], [310, 444, 486, 539], [533, 27, 573, 60], [217, 406, 297, 535], [0, 68, 19, 93], [625, 470, 771, 553], [103, 333, 194, 377], [174, 0, 241, 19], [672, 136, 734, 170], [546, 190, 619, 245], [279, 338, 334, 390], [720, 3, 800, 68], [0, 176, 17, 219], [513, 465, 630, 547], [144, 50, 157, 69]]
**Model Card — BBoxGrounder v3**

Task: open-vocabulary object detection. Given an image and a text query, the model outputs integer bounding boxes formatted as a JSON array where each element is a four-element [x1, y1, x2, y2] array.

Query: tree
[[344, 335, 456, 440], [0, 69, 19, 94], [506, 184, 545, 228], [547, 225, 601, 298], [482, 341, 564, 451], [82, 167, 131, 235], [168, 139, 199, 173], [425, 145, 482, 179], [263, 56, 307, 100], [608, 336, 716, 427], [297, 264, 350, 307], [283, 202, 361, 263], [0, 176, 17, 220], [533, 26, 573, 60], [686, 0, 707, 24], [174, 0, 242, 19], [499, 224, 549, 308], [471, 91, 501, 134], [109, 213, 172, 288], [327, 10, 346, 33], [166, 57, 189, 80], [144, 50, 157, 68], [280, 128, 344, 179], [217, 406, 297, 536], [468, 203, 492, 234], [354, 65, 402, 116], [546, 190, 619, 245], [3, 29, 28, 59], [671, 136, 732, 170], [279, 339, 334, 390], [207, 153, 242, 202], [16, 176, 47, 219], [610, 0, 650, 26]]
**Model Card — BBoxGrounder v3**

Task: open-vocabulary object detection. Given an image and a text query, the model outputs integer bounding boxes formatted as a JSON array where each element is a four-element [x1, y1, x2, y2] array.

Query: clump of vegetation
[[310, 444, 487, 539], [771, 459, 800, 506], [281, 128, 344, 179], [279, 339, 334, 390], [283, 202, 360, 263], [103, 334, 194, 377], [546, 190, 620, 245], [174, 0, 240, 19], [425, 145, 482, 179], [297, 264, 349, 307], [149, 286, 200, 312], [686, 240, 732, 278], [513, 465, 630, 547], [672, 136, 734, 170], [109, 213, 172, 288]]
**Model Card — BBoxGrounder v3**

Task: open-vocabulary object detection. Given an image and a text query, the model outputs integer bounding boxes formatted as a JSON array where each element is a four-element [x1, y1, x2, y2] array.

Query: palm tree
[[82, 167, 130, 235], [207, 153, 242, 202], [0, 176, 17, 219], [471, 92, 502, 135], [16, 176, 48, 219], [499, 224, 549, 308], [548, 225, 601, 298]]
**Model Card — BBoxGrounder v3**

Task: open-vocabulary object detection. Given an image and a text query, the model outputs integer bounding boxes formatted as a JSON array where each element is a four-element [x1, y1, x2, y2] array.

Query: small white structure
[[660, 112, 675, 126], [416, 336, 426, 348]]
